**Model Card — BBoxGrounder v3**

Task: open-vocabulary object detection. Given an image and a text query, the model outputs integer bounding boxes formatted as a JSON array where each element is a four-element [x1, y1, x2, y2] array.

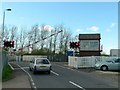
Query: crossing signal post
[[69, 41, 80, 56]]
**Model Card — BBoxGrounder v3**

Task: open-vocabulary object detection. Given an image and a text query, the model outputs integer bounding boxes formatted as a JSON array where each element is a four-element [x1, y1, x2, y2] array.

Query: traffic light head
[[75, 42, 80, 48], [10, 41, 14, 48], [3, 40, 14, 48], [69, 42, 80, 49]]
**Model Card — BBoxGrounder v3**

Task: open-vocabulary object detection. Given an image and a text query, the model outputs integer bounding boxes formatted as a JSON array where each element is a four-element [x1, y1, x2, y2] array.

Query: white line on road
[[14, 67, 29, 70], [16, 64, 36, 89], [54, 64, 79, 72], [51, 70, 59, 76], [69, 81, 86, 90], [8, 63, 14, 70]]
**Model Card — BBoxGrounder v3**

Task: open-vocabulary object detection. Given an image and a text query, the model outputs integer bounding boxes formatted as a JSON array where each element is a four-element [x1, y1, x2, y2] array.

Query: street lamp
[[2, 8, 11, 40]]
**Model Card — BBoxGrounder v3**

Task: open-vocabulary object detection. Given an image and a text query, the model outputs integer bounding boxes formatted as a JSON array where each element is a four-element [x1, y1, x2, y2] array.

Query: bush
[[2, 65, 13, 82]]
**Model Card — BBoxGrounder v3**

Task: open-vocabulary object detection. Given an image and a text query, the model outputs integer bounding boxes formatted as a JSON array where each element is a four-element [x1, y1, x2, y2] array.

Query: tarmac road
[[10, 61, 119, 90]]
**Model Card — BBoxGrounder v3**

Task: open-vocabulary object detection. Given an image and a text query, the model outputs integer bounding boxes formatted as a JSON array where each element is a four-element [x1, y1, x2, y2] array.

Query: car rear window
[[36, 59, 49, 64]]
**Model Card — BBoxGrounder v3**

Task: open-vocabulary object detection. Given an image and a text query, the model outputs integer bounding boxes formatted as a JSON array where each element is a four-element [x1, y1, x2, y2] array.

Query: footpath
[[2, 63, 31, 89]]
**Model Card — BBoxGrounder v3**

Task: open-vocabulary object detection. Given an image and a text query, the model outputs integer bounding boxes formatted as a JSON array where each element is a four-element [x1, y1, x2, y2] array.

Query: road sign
[[67, 51, 74, 56]]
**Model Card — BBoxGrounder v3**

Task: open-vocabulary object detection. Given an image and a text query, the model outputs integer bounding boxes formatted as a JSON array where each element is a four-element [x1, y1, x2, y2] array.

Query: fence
[[47, 55, 67, 62], [2, 52, 9, 68], [16, 54, 67, 62], [68, 56, 117, 68]]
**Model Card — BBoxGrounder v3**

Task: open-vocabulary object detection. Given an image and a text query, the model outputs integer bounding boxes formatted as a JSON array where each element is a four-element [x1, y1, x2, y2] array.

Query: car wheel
[[48, 70, 51, 74], [101, 65, 108, 71], [33, 70, 36, 74]]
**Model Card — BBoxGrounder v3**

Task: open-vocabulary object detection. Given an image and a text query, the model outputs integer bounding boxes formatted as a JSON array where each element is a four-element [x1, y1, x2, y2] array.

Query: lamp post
[[2, 8, 11, 40]]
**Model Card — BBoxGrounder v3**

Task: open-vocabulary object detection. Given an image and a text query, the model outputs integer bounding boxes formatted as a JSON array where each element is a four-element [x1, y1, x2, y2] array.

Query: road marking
[[16, 64, 37, 89], [51, 70, 59, 76], [32, 82, 35, 86], [96, 71, 119, 74], [22, 67, 29, 69], [34, 86, 37, 89], [8, 63, 14, 70], [54, 64, 79, 72], [14, 67, 29, 70], [69, 81, 86, 90]]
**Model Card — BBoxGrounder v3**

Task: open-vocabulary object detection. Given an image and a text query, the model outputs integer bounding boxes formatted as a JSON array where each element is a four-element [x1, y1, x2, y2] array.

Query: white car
[[29, 58, 52, 74], [95, 58, 120, 71]]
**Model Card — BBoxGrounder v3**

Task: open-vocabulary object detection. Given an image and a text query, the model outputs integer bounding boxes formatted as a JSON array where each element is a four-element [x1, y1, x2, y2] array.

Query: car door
[[112, 59, 120, 70]]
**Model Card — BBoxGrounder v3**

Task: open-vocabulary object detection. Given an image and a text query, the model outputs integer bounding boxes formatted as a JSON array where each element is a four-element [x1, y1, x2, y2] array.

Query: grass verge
[[2, 65, 13, 82]]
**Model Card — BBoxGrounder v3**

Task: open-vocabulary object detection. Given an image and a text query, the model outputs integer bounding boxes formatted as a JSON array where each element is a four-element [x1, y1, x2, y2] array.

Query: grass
[[2, 65, 13, 82]]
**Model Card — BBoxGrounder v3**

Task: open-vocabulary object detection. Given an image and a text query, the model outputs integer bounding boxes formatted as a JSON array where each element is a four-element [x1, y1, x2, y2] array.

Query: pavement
[[2, 63, 32, 89]]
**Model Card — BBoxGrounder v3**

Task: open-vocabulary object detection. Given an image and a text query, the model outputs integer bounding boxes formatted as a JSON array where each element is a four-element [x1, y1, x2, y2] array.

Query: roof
[[79, 34, 101, 40]]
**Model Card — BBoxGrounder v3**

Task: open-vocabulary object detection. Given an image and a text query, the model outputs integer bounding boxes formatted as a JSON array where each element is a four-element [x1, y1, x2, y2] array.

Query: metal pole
[[2, 11, 5, 40]]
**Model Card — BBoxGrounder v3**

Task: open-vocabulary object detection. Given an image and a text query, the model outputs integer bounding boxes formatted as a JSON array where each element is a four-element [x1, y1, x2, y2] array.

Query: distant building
[[110, 49, 120, 57], [79, 34, 102, 56]]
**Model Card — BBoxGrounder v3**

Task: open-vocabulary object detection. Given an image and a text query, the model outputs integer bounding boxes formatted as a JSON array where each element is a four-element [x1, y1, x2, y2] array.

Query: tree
[[3, 26, 10, 41], [40, 24, 49, 49], [63, 28, 71, 54], [19, 27, 28, 52], [58, 24, 65, 54], [10, 26, 17, 41], [53, 25, 59, 54], [31, 24, 39, 49]]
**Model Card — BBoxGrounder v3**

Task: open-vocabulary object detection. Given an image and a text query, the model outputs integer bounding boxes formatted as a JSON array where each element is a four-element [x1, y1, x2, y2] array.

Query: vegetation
[[1, 24, 78, 55], [2, 65, 13, 82]]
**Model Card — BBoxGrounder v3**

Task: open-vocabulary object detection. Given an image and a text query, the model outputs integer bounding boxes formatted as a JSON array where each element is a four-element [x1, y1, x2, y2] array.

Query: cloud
[[38, 25, 54, 32], [110, 23, 116, 28], [44, 25, 54, 32], [76, 28, 83, 32], [87, 26, 99, 32], [106, 22, 116, 32]]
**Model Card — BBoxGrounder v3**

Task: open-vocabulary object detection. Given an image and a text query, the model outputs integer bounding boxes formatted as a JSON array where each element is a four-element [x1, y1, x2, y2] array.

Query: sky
[[0, 2, 118, 54]]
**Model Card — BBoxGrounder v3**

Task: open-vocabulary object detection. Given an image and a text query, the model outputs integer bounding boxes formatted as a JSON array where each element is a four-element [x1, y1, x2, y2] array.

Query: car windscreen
[[36, 59, 50, 64]]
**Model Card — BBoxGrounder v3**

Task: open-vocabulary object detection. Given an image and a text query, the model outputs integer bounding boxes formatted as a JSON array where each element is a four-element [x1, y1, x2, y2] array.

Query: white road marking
[[69, 81, 86, 90], [51, 70, 59, 76], [96, 71, 119, 74], [16, 64, 37, 89], [54, 64, 79, 72], [32, 82, 35, 86], [22, 67, 29, 69], [8, 63, 14, 70], [34, 86, 37, 89], [14, 67, 29, 70]]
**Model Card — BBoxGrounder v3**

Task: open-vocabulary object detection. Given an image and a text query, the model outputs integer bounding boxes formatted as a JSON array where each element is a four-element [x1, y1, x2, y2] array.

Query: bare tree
[[3, 26, 10, 41], [53, 25, 59, 54], [63, 28, 72, 54], [10, 26, 17, 41], [19, 27, 28, 51], [59, 24, 65, 54], [40, 24, 49, 49], [31, 24, 39, 50], [48, 29, 53, 52]]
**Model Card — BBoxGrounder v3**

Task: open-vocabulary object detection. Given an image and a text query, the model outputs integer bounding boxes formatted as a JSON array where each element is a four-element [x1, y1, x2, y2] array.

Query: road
[[10, 61, 119, 90]]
